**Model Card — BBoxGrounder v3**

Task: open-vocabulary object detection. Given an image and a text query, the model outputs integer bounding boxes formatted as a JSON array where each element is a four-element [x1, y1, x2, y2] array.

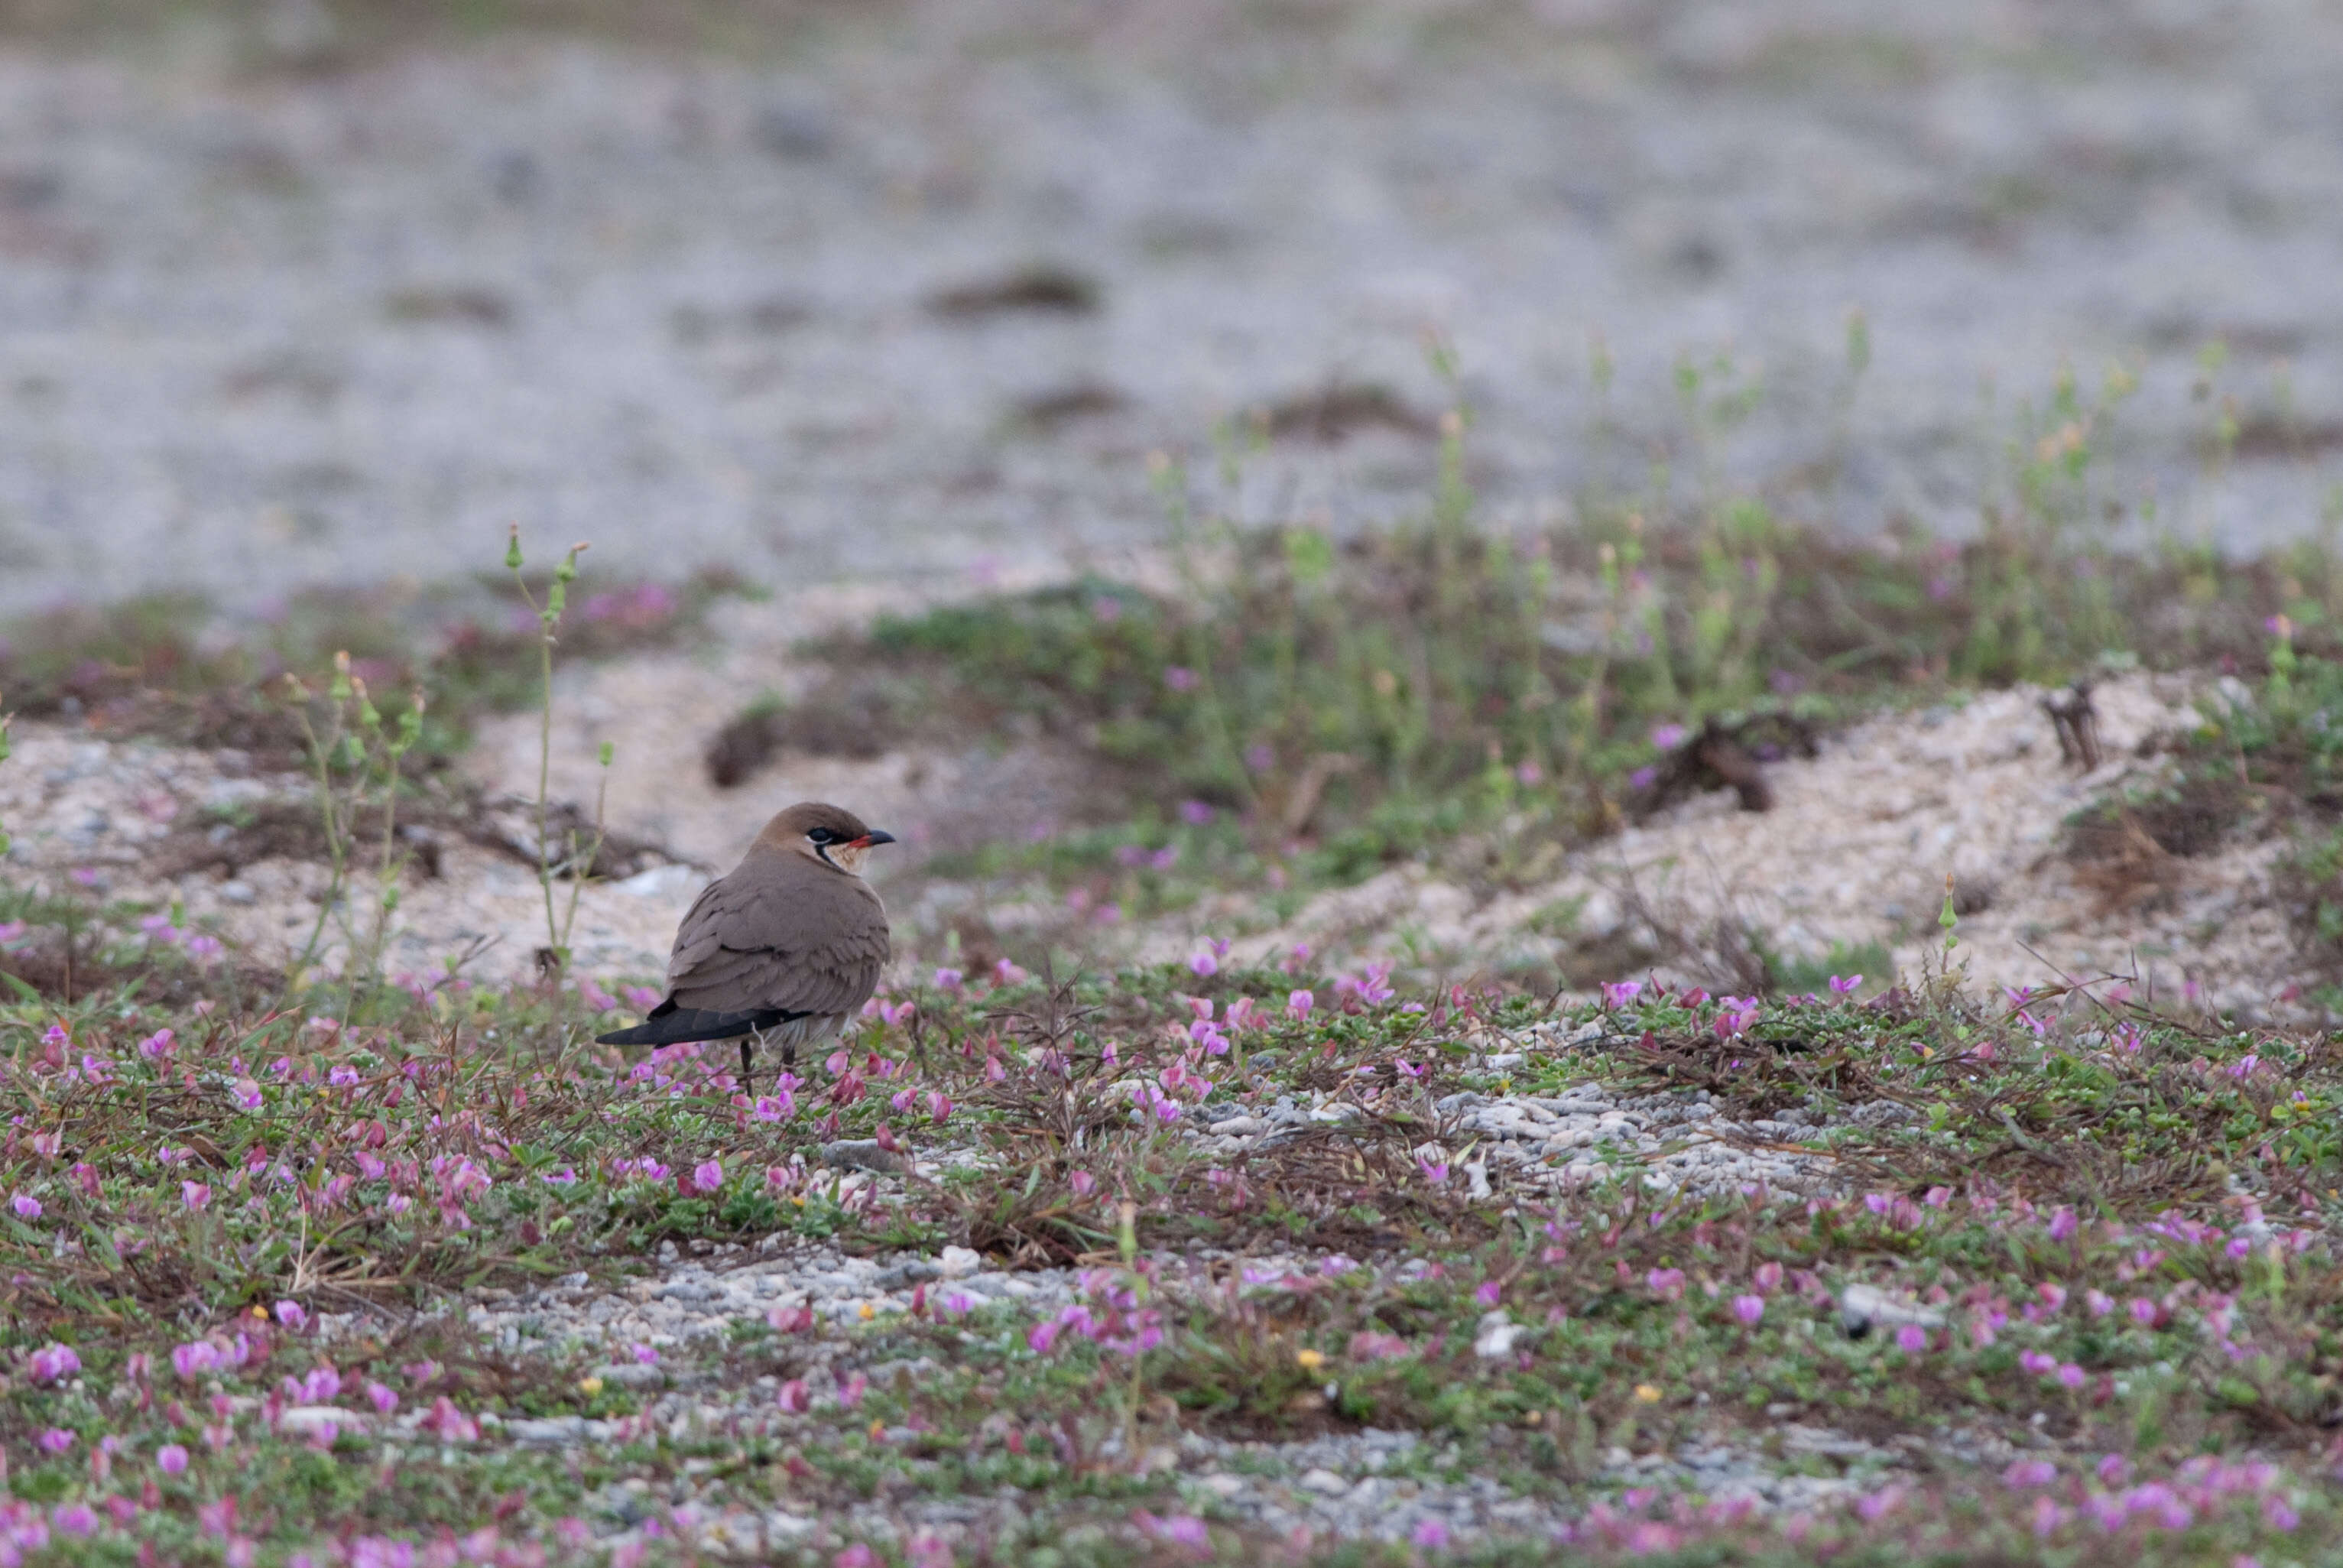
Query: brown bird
[[595, 802, 894, 1089]]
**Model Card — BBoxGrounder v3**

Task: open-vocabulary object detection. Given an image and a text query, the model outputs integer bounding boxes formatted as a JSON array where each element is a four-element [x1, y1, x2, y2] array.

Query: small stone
[[1300, 1468, 1348, 1496], [508, 1416, 592, 1445], [820, 1140, 915, 1176], [1838, 1282, 1944, 1337], [939, 1245, 982, 1278], [1473, 1310, 1522, 1359], [277, 1405, 362, 1437]]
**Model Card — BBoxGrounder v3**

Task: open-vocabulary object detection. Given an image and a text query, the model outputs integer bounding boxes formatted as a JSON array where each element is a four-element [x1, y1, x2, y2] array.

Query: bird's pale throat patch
[[823, 842, 869, 875]]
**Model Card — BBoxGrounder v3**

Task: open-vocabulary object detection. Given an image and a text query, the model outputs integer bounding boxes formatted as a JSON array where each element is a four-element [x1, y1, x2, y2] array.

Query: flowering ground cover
[[5, 359, 2343, 1565], [4, 938, 2341, 1566]]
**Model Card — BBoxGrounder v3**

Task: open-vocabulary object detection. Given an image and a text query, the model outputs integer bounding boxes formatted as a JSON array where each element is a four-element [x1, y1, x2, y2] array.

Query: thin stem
[[536, 625, 557, 958], [292, 704, 346, 976]]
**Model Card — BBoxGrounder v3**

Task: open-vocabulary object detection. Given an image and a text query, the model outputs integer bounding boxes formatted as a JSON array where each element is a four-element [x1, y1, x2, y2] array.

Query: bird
[[595, 802, 894, 1091]]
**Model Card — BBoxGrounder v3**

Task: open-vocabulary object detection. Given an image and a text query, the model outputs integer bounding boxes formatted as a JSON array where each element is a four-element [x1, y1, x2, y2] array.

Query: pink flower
[[1752, 1262, 1783, 1294], [692, 1161, 723, 1193], [1411, 1518, 1450, 1548], [1829, 974, 1862, 995], [11, 1193, 41, 1219], [1896, 1324, 1928, 1353], [274, 1300, 308, 1330], [1163, 666, 1199, 692], [1069, 1170, 1096, 1197], [933, 968, 963, 992], [157, 1443, 190, 1475], [926, 1091, 953, 1124], [366, 1382, 398, 1416], [1647, 1268, 1685, 1300], [1601, 980, 1643, 1008], [420, 1397, 479, 1442], [777, 1380, 810, 1413], [2057, 1362, 2085, 1388], [1416, 1155, 1449, 1186], [1140, 1513, 1213, 1550], [834, 1547, 878, 1568], [1187, 952, 1218, 978], [28, 1343, 80, 1382], [1731, 1294, 1764, 1326], [37, 1427, 74, 1455], [2047, 1206, 2079, 1242], [140, 1029, 176, 1058], [1287, 989, 1313, 1020], [2004, 1459, 2057, 1490]]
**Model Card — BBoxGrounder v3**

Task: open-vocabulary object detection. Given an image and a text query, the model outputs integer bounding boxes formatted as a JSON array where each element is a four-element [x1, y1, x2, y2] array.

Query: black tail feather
[[595, 1005, 800, 1047]]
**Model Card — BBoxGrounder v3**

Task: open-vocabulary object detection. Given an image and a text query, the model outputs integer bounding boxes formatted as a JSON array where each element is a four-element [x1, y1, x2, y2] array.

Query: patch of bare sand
[[1184, 674, 2310, 1019], [0, 570, 1115, 991]]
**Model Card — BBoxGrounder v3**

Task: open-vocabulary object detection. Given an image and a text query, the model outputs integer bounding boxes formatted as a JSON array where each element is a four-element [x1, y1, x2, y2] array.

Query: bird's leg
[[740, 1029, 761, 1095]]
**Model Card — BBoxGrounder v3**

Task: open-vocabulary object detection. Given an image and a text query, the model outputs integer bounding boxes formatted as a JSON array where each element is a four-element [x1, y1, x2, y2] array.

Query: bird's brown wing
[[664, 862, 889, 1019]]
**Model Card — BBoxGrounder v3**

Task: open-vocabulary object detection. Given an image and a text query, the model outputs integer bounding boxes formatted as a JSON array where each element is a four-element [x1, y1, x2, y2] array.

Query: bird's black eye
[[806, 826, 836, 846]]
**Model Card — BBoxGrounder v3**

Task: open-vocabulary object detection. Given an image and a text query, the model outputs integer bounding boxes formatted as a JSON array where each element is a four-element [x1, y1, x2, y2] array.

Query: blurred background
[[3, 0, 2341, 617]]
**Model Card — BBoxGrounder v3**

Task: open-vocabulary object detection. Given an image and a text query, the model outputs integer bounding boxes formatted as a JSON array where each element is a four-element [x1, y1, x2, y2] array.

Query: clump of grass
[[0, 568, 746, 767], [765, 356, 2333, 915]]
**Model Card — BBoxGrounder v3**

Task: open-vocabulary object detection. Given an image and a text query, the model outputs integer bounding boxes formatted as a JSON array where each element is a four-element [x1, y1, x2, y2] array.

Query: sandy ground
[[1193, 673, 2309, 1018], [5, 0, 2343, 617], [0, 625, 2317, 1018]]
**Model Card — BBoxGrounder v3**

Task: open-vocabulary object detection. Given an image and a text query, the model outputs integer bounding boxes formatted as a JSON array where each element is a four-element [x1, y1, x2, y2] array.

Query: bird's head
[[756, 801, 897, 876]]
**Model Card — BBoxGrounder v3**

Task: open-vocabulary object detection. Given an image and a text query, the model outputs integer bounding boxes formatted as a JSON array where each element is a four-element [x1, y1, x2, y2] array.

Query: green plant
[[502, 528, 612, 972], [280, 651, 424, 991], [0, 690, 11, 861]]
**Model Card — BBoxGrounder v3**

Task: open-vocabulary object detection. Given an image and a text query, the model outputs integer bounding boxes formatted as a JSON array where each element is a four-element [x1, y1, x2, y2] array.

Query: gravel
[[438, 1226, 1926, 1553]]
